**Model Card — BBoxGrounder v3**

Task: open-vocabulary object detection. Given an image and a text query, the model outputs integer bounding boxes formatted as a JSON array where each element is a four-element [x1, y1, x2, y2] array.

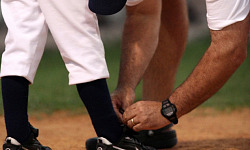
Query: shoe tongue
[[122, 127, 156, 150]]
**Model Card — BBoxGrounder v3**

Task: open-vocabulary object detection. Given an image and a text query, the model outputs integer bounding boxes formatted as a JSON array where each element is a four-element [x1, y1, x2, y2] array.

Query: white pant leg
[[206, 0, 250, 30], [0, 0, 48, 83], [38, 0, 109, 85]]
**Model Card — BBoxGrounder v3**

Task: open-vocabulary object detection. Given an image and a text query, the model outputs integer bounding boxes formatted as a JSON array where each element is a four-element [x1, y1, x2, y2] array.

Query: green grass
[[0, 36, 249, 114]]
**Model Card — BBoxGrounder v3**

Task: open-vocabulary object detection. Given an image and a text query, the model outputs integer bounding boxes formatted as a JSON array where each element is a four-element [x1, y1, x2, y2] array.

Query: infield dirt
[[1, 108, 250, 150]]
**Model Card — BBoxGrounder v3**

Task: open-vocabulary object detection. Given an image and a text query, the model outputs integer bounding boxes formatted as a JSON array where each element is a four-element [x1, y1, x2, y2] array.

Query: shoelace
[[124, 135, 154, 150]]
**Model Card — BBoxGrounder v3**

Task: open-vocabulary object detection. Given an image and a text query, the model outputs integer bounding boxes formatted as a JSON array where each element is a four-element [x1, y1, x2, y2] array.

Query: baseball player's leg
[[37, 0, 125, 144], [1, 76, 30, 143], [1, 0, 49, 148], [76, 79, 123, 142], [142, 0, 188, 101]]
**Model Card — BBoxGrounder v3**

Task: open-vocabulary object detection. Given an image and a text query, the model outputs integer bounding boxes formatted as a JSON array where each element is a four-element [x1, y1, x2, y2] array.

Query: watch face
[[163, 107, 174, 116], [161, 99, 178, 124]]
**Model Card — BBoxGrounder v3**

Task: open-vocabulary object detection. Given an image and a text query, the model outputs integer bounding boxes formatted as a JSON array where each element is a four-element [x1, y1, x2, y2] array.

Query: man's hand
[[122, 101, 171, 132], [111, 87, 135, 121]]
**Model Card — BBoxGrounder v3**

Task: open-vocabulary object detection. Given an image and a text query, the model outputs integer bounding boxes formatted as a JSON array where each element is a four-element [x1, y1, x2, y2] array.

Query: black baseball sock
[[1, 76, 31, 143], [77, 79, 123, 143]]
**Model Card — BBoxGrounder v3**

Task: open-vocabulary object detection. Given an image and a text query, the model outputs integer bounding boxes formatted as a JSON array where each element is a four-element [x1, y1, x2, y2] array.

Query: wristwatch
[[161, 99, 178, 124]]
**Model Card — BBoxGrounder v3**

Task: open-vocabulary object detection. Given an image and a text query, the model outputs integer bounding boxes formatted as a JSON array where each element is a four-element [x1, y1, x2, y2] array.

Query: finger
[[122, 109, 136, 125], [111, 101, 123, 121], [127, 119, 134, 129], [112, 103, 123, 121], [122, 103, 137, 118], [127, 118, 138, 129], [114, 108, 123, 122], [132, 123, 144, 132], [119, 108, 125, 114]]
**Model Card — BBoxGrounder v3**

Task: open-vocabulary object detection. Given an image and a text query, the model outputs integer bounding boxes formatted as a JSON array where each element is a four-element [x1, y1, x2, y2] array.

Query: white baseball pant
[[206, 0, 250, 30], [0, 0, 109, 85]]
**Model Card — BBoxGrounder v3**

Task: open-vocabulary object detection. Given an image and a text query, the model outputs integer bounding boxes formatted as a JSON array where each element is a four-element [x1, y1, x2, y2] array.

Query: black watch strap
[[161, 99, 178, 124]]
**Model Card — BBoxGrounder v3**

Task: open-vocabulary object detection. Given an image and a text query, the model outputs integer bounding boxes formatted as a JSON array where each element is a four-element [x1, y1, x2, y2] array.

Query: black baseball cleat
[[86, 124, 177, 150], [133, 124, 177, 149], [3, 137, 22, 150], [3, 125, 51, 150], [96, 136, 156, 150], [96, 127, 156, 150]]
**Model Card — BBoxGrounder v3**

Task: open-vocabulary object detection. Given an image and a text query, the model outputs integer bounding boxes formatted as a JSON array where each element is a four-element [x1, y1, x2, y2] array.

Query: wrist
[[116, 84, 136, 93], [168, 93, 185, 119], [161, 98, 178, 124], [114, 86, 135, 101]]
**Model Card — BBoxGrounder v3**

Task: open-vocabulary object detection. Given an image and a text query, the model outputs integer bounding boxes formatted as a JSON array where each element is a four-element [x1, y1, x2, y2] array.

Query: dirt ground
[[0, 108, 250, 150]]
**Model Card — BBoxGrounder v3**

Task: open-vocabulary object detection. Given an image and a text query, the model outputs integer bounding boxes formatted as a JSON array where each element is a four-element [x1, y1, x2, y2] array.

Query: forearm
[[170, 44, 246, 118], [117, 2, 161, 91], [170, 17, 249, 118], [122, 44, 247, 130]]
